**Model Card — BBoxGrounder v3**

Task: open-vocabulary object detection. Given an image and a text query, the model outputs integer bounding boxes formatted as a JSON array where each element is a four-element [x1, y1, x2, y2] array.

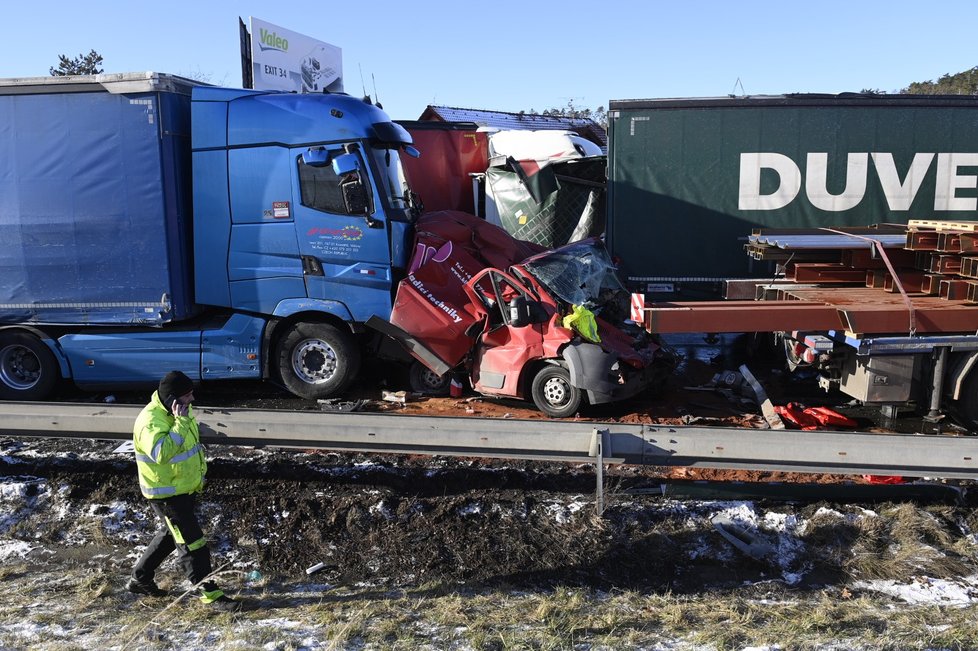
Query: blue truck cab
[[0, 72, 419, 400]]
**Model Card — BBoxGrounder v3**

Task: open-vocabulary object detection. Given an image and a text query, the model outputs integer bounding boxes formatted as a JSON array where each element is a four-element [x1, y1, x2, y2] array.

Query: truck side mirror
[[508, 296, 532, 327], [332, 152, 361, 176], [301, 147, 330, 167]]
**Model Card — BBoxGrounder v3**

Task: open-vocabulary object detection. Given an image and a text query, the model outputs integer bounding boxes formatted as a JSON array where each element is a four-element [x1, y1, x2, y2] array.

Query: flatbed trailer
[[634, 221, 978, 429]]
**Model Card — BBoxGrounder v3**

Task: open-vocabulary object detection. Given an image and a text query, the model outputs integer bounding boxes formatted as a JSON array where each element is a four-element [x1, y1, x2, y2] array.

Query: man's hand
[[172, 400, 190, 417]]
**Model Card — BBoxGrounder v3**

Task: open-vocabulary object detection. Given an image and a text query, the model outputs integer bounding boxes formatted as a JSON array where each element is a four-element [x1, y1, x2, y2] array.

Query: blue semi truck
[[0, 72, 420, 400]]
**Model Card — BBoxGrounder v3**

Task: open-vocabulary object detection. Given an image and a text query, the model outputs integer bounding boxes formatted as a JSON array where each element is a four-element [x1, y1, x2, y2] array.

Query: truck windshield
[[368, 146, 412, 216], [521, 240, 630, 320]]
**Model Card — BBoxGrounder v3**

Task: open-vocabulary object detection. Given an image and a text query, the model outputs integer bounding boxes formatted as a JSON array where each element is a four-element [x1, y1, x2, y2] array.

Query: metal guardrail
[[2, 402, 978, 479]]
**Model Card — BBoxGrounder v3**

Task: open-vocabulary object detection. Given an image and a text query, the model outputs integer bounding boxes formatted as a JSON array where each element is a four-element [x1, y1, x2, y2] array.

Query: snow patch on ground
[[0, 539, 34, 560], [0, 477, 50, 534], [370, 499, 397, 520], [545, 497, 586, 523], [854, 575, 978, 605]]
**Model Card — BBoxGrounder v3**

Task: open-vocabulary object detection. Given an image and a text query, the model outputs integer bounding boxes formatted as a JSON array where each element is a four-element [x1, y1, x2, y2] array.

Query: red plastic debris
[[863, 474, 907, 484], [773, 403, 858, 431], [804, 406, 858, 428]]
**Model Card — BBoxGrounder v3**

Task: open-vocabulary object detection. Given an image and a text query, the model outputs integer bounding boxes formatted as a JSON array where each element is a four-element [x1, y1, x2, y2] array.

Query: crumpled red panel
[[774, 402, 858, 431]]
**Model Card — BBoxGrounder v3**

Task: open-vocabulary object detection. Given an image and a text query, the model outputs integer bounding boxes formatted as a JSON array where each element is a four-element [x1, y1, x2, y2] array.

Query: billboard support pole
[[239, 17, 253, 89]]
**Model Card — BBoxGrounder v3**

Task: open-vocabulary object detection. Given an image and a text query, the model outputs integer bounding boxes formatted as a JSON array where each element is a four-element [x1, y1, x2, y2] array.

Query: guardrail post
[[590, 428, 609, 516]]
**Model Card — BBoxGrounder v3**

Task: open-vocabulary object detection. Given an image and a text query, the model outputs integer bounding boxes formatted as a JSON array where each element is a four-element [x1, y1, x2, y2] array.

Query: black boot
[[126, 578, 167, 597]]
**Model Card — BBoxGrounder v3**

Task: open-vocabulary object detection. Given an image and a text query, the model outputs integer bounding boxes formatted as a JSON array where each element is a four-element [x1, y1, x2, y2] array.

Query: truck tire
[[408, 361, 451, 396], [0, 332, 59, 401], [530, 364, 582, 418], [276, 323, 360, 400]]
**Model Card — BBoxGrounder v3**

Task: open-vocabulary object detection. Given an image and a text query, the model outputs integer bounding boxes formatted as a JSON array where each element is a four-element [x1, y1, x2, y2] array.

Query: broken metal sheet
[[738, 364, 786, 430], [399, 122, 489, 214], [485, 156, 606, 249], [487, 129, 603, 162], [710, 513, 776, 562]]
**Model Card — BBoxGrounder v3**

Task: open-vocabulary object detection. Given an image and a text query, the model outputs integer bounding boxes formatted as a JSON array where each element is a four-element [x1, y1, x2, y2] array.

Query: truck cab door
[[464, 269, 549, 396], [291, 144, 395, 322]]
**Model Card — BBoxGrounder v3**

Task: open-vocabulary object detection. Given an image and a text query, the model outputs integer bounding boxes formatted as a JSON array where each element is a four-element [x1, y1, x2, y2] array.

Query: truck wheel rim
[[419, 368, 447, 390], [292, 340, 338, 384], [542, 376, 569, 406], [0, 345, 41, 390]]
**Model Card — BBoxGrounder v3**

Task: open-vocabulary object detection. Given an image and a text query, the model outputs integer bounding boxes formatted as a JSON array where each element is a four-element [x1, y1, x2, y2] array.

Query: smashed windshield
[[368, 146, 411, 212], [521, 240, 629, 319]]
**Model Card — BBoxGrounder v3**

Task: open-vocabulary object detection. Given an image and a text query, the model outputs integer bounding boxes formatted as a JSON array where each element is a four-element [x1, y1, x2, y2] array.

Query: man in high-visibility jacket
[[127, 370, 240, 612]]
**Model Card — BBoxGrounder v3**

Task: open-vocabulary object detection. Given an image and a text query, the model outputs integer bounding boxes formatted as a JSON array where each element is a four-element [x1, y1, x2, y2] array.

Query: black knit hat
[[159, 370, 194, 402]]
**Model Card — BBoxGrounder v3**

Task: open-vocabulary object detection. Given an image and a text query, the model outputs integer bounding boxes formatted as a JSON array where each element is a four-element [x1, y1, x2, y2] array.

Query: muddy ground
[[5, 433, 978, 597]]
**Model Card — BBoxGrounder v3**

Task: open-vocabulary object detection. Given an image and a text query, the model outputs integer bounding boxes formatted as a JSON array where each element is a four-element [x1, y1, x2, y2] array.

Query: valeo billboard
[[250, 17, 342, 94]]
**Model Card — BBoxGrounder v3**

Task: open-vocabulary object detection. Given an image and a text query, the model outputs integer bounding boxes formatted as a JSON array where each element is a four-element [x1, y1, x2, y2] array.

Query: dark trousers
[[132, 493, 217, 591]]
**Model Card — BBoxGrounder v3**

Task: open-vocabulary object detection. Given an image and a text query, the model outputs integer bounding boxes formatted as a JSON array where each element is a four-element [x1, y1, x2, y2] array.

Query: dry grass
[[3, 563, 978, 650], [4, 503, 978, 650], [840, 503, 973, 582]]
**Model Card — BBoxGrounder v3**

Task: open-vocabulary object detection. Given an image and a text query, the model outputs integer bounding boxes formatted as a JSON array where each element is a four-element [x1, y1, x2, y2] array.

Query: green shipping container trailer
[[606, 94, 978, 290]]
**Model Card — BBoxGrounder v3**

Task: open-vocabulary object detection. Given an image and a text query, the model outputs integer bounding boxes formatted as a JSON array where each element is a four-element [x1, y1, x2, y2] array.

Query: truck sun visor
[[369, 121, 413, 147]]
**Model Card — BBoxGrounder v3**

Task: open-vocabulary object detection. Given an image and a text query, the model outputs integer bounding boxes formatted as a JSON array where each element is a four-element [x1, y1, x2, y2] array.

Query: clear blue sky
[[4, 1, 976, 120]]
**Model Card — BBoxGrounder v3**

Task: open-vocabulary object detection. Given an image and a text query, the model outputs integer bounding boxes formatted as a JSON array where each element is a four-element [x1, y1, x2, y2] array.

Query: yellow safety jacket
[[133, 391, 206, 499]]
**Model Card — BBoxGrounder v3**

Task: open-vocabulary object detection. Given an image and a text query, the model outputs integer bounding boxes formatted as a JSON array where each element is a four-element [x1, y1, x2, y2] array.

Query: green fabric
[[187, 536, 208, 552], [134, 391, 206, 499], [200, 588, 225, 604], [562, 304, 601, 343], [164, 516, 185, 544]]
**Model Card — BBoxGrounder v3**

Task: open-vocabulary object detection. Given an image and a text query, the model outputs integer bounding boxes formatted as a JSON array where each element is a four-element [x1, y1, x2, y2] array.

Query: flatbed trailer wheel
[[530, 364, 583, 418], [276, 322, 360, 400], [0, 332, 59, 400]]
